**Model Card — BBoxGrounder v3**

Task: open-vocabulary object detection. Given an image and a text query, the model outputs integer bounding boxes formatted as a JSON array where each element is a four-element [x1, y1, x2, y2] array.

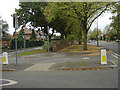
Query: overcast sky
[[0, 0, 113, 35]]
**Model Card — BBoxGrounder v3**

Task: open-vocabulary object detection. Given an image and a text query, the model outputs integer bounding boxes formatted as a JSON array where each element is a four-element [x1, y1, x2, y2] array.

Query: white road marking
[[112, 52, 120, 57], [83, 57, 90, 60], [111, 53, 120, 59], [24, 63, 55, 71], [0, 79, 18, 86]]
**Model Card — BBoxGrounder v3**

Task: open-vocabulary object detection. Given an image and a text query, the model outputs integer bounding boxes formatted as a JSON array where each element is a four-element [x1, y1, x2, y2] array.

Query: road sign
[[101, 49, 107, 64], [2, 52, 8, 65], [15, 15, 18, 29]]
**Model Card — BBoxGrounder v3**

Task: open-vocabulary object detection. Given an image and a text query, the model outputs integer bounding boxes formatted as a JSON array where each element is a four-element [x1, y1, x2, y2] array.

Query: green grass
[[18, 49, 46, 56]]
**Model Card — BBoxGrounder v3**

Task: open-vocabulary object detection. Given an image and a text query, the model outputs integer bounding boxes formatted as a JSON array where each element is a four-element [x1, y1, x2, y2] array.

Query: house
[[13, 27, 41, 41], [0, 30, 11, 48]]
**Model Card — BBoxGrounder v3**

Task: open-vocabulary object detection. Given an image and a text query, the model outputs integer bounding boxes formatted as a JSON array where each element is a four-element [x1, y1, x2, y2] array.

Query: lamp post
[[97, 17, 99, 47], [47, 26, 49, 52]]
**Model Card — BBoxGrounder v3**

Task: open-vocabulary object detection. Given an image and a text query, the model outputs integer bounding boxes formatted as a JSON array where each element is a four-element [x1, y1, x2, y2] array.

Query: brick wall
[[51, 40, 70, 52]]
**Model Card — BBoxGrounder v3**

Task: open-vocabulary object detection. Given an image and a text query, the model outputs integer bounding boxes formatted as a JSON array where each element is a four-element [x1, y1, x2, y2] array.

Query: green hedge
[[10, 39, 44, 50]]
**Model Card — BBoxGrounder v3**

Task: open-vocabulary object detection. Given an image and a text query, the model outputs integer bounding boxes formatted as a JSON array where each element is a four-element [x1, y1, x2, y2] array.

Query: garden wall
[[52, 40, 76, 52]]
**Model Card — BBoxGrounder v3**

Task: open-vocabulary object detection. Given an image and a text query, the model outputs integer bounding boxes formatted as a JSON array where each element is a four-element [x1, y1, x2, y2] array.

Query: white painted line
[[112, 52, 120, 57], [0, 79, 18, 86], [24, 63, 55, 71], [111, 53, 120, 59], [83, 57, 90, 60]]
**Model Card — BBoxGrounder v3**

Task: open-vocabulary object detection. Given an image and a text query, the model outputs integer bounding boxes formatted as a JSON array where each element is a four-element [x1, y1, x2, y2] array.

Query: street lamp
[[97, 17, 99, 47], [47, 26, 49, 52]]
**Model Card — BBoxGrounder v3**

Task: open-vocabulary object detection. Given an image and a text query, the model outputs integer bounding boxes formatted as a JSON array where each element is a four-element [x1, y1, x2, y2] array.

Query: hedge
[[10, 39, 44, 50]]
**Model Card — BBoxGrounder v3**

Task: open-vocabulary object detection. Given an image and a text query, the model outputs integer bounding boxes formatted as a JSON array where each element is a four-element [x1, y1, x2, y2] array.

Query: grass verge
[[18, 49, 46, 56]]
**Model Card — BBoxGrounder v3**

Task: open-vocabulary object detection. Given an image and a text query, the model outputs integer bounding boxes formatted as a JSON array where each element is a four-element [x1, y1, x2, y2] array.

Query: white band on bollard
[[101, 49, 107, 64], [3, 52, 8, 65]]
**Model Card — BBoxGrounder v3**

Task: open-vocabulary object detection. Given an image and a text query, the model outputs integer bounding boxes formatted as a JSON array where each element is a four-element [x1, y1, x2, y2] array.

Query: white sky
[[90, 11, 113, 31], [0, 0, 19, 34], [0, 1, 113, 35]]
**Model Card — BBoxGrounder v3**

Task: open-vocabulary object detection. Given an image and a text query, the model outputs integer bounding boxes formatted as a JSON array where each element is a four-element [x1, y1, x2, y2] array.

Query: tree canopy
[[110, 2, 120, 39], [15, 2, 114, 50], [44, 2, 113, 50], [0, 16, 9, 32]]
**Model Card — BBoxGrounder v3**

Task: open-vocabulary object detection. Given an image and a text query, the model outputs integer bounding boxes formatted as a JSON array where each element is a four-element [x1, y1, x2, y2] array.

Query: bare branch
[[88, 6, 108, 31], [87, 3, 111, 19]]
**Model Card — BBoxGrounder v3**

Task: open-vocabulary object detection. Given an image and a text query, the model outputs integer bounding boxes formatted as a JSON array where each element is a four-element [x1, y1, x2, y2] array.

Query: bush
[[42, 41, 52, 51], [10, 39, 44, 50]]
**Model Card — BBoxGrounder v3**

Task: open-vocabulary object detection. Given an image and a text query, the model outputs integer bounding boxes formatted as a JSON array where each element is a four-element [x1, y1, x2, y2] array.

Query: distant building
[[13, 27, 45, 41], [0, 31, 11, 48]]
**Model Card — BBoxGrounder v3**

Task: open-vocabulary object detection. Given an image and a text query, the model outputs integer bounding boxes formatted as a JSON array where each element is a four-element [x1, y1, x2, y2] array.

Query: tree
[[18, 27, 25, 41], [30, 29, 36, 41], [15, 2, 56, 42], [44, 2, 112, 50], [0, 16, 9, 32], [103, 24, 110, 35], [110, 2, 120, 39], [89, 28, 102, 40]]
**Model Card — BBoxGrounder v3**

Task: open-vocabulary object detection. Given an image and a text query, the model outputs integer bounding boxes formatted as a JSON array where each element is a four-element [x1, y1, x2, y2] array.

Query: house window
[[4, 41, 8, 46]]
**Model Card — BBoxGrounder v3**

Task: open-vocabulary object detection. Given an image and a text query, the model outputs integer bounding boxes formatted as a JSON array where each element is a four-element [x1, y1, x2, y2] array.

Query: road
[[1, 43, 119, 89], [88, 41, 120, 54], [2, 70, 118, 88]]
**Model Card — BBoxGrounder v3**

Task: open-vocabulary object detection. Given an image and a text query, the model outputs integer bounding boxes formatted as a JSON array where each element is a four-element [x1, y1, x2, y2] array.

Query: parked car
[[88, 40, 94, 43], [115, 39, 120, 42]]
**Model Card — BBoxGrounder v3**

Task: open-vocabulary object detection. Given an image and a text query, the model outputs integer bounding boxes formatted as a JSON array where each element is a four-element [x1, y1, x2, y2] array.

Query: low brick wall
[[52, 40, 70, 52], [51, 40, 76, 52]]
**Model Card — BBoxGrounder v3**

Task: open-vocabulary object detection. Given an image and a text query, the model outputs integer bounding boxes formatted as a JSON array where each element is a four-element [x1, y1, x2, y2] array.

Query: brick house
[[0, 31, 11, 48], [13, 27, 41, 41]]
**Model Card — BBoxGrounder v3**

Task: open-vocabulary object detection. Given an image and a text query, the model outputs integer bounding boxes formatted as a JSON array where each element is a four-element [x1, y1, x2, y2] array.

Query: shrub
[[10, 39, 44, 50]]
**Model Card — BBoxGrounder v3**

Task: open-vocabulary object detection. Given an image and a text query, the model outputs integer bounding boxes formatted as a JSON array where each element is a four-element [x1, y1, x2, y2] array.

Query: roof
[[16, 28, 37, 35], [2, 31, 11, 41]]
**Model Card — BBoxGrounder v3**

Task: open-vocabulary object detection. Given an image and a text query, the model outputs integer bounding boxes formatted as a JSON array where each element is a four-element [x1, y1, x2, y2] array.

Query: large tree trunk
[[83, 29, 87, 50], [78, 33, 82, 45], [82, 8, 88, 50], [60, 33, 64, 39], [78, 29, 82, 45], [78, 41, 82, 45], [64, 33, 67, 39]]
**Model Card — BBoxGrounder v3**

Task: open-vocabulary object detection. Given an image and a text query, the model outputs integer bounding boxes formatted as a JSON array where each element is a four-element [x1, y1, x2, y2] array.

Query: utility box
[[3, 52, 8, 65], [101, 49, 107, 64]]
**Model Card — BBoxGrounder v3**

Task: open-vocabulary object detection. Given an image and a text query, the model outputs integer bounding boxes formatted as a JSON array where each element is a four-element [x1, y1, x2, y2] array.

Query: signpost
[[14, 14, 19, 65]]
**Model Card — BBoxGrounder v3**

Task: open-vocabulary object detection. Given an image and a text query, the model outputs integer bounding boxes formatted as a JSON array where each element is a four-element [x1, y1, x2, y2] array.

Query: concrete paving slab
[[24, 63, 55, 71]]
